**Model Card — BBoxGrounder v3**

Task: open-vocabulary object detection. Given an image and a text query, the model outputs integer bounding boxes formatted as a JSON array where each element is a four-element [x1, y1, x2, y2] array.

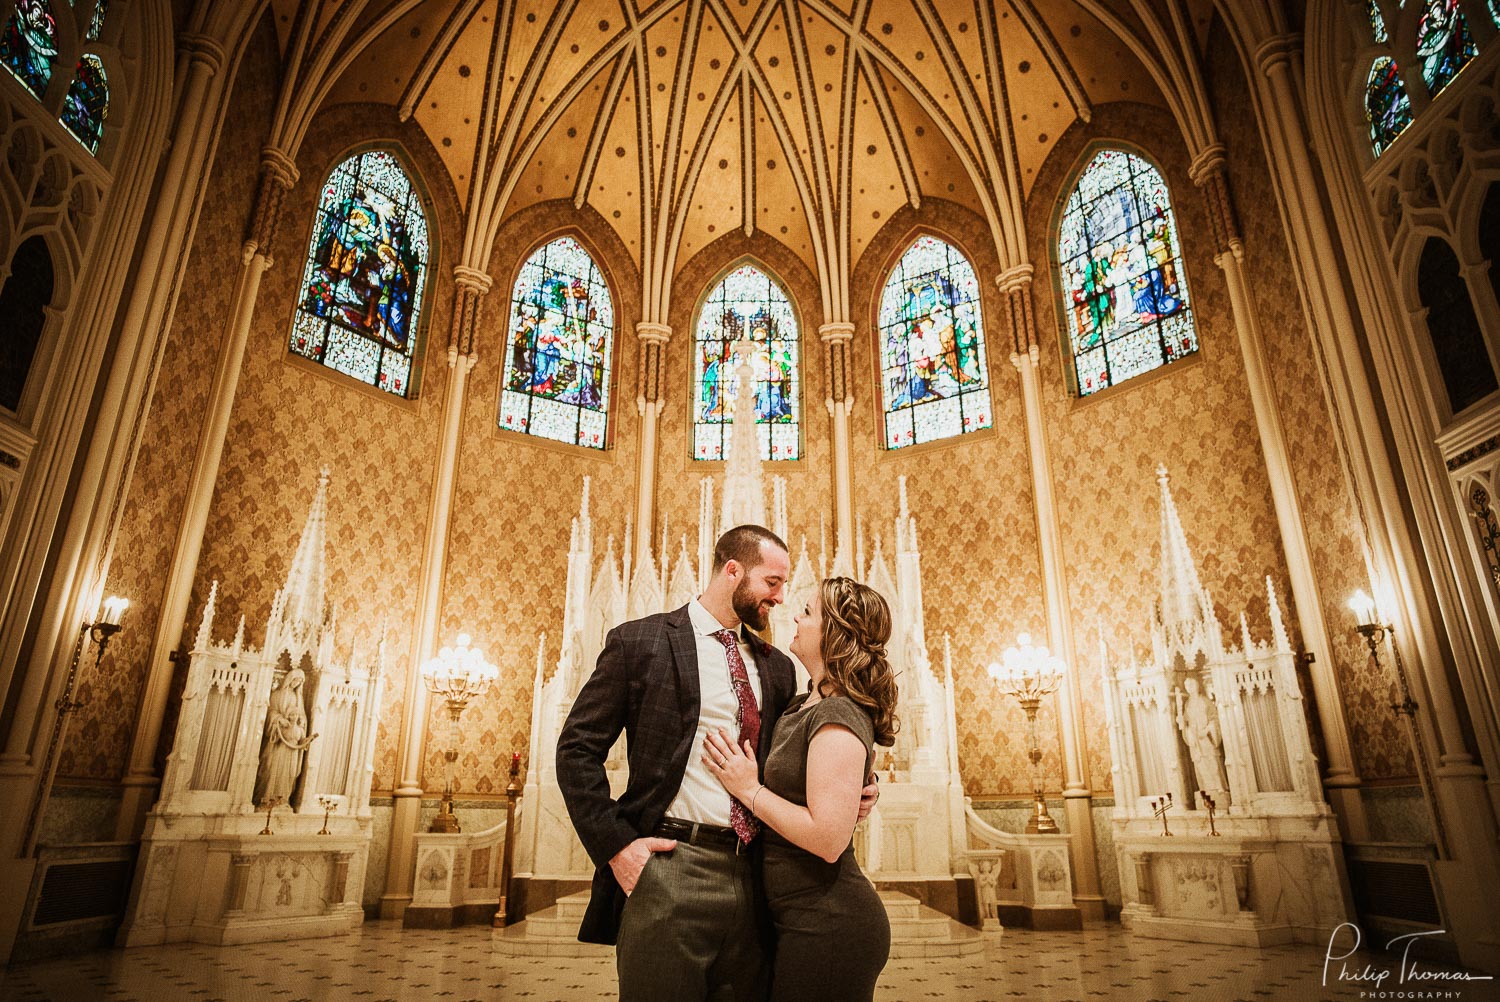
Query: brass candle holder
[[1151, 791, 1174, 836], [317, 796, 338, 835], [259, 795, 283, 836], [1200, 790, 1220, 836], [986, 634, 1065, 835], [494, 752, 524, 928], [420, 635, 499, 834]]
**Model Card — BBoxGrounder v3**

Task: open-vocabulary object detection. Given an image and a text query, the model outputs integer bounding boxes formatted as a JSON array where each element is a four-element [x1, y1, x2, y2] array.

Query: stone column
[[112, 147, 300, 842], [632, 322, 669, 568], [381, 266, 489, 919], [819, 322, 855, 550], [1188, 143, 1369, 839], [998, 264, 1105, 922], [1244, 31, 1499, 970]]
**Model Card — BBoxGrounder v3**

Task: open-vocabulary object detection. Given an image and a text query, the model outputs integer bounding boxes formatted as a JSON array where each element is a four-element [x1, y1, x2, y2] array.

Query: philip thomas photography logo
[[1323, 922, 1494, 999]]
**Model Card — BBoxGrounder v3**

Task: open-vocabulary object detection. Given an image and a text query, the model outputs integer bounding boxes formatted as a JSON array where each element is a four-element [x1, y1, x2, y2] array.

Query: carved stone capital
[[179, 33, 226, 74], [1009, 344, 1041, 371], [635, 322, 672, 344], [1253, 33, 1302, 77], [817, 322, 854, 343], [453, 265, 493, 295], [259, 147, 300, 190], [1188, 143, 1227, 185], [994, 262, 1035, 294]]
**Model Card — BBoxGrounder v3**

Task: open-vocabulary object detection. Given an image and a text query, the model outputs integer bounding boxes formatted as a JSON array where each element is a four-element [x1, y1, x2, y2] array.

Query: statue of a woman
[[254, 668, 318, 807], [1174, 675, 1227, 794]]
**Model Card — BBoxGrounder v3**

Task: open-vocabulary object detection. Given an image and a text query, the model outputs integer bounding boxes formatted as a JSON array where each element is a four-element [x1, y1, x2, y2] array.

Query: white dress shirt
[[664, 599, 764, 826]]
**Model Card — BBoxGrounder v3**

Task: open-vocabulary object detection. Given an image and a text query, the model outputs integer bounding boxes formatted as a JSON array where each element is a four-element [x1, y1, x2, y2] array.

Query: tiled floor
[[2, 921, 1496, 1002]]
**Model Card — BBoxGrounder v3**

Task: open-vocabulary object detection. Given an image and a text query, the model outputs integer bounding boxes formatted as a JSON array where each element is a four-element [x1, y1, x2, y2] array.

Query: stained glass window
[[86, 0, 108, 41], [1491, 0, 1500, 29], [59, 54, 107, 153], [1367, 0, 1389, 41], [1415, 0, 1476, 96], [500, 236, 614, 449], [693, 265, 800, 461], [877, 237, 991, 449], [1, 0, 58, 98], [290, 151, 429, 397], [1057, 150, 1196, 397], [1366, 56, 1414, 156]]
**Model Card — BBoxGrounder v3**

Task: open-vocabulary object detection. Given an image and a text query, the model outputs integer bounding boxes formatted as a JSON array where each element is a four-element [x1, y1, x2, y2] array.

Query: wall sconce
[[421, 634, 498, 833], [20, 595, 129, 855], [1347, 588, 1449, 858], [987, 633, 1064, 835]]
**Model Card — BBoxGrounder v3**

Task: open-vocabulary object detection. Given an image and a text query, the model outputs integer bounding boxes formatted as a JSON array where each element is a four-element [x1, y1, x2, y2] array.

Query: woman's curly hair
[[816, 577, 899, 747]]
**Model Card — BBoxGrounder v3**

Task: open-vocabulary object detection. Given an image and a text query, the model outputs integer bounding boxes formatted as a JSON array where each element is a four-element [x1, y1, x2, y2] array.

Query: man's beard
[[732, 578, 772, 630]]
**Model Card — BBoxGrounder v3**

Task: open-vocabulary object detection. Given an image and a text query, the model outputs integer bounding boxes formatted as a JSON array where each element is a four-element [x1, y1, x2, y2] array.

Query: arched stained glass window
[[290, 150, 430, 397], [59, 54, 107, 153], [1491, 0, 1500, 29], [500, 236, 614, 449], [877, 237, 991, 448], [693, 266, 800, 461], [1058, 149, 1196, 397], [1, 0, 58, 98], [1416, 0, 1476, 96], [1366, 56, 1414, 156]]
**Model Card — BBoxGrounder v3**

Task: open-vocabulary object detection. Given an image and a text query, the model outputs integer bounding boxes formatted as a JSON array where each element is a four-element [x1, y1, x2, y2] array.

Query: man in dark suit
[[558, 525, 840, 1001]]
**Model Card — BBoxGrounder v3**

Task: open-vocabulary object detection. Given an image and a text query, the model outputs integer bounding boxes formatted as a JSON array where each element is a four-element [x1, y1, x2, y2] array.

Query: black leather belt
[[653, 816, 742, 849]]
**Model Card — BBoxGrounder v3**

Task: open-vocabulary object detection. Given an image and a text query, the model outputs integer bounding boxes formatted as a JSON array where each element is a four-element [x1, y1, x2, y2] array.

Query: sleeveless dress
[[760, 693, 890, 1001]]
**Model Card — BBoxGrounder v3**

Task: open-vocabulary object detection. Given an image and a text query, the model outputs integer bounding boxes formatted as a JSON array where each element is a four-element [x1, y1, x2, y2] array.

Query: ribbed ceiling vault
[[264, 0, 1219, 323]]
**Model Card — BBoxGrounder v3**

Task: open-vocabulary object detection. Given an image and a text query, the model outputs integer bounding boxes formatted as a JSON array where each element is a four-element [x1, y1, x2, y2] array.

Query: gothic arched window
[[500, 236, 615, 449], [1367, 0, 1389, 42], [289, 150, 431, 397], [1, 0, 58, 98], [693, 264, 801, 461], [877, 236, 991, 448], [1417, 236, 1497, 414], [1057, 149, 1196, 397], [1365, 57, 1414, 157], [59, 54, 107, 153], [1416, 0, 1477, 96]]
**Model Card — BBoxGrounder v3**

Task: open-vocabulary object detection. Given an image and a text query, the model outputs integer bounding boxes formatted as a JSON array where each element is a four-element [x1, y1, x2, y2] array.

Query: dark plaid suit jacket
[[556, 603, 796, 945]]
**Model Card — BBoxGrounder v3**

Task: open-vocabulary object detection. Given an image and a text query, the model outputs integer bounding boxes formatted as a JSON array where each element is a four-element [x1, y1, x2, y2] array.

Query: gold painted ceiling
[[269, 0, 1216, 313]]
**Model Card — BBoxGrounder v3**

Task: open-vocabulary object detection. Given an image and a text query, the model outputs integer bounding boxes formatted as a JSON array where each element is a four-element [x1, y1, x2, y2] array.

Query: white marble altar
[[1103, 466, 1354, 946], [117, 471, 384, 947]]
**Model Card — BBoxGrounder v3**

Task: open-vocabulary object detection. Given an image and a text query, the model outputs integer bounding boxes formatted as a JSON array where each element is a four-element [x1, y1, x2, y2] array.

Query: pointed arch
[[876, 234, 992, 449], [1365, 56, 1415, 156], [1055, 147, 1197, 397], [691, 261, 802, 461], [499, 234, 616, 450], [288, 148, 433, 398], [1417, 236, 1497, 414]]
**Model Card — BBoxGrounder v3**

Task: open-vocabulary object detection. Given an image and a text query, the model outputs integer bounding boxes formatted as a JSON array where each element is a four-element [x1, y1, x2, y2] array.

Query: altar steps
[[491, 889, 985, 959]]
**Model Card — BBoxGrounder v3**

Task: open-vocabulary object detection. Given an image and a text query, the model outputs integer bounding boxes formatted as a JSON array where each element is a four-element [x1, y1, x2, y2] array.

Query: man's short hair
[[712, 525, 788, 573]]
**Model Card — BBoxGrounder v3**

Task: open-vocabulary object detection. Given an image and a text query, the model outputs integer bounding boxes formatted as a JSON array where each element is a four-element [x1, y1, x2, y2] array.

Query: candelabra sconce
[[1348, 589, 1449, 859], [317, 796, 340, 835], [494, 752, 525, 928], [1200, 791, 1220, 837], [987, 633, 1064, 835], [20, 595, 129, 857], [1151, 792, 1174, 836], [259, 795, 283, 836], [421, 634, 499, 834]]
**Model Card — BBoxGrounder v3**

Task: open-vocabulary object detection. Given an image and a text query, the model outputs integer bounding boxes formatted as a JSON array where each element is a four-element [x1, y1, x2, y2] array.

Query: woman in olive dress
[[705, 576, 899, 1002]]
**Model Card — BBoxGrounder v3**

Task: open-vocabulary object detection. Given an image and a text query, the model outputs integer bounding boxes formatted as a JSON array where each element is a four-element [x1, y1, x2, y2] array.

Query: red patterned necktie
[[713, 628, 762, 843]]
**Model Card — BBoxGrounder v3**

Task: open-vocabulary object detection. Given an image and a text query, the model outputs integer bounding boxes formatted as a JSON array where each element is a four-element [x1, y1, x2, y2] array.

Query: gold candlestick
[[1151, 792, 1174, 836], [317, 796, 338, 835], [259, 795, 283, 835], [1201, 790, 1220, 836]]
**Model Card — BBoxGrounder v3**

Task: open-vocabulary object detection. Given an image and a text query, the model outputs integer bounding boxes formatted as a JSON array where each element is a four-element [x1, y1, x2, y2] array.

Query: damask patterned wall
[[1027, 104, 1296, 801], [1206, 24, 1413, 781], [425, 202, 642, 795], [848, 199, 1050, 799], [57, 22, 283, 781], [188, 101, 465, 797]]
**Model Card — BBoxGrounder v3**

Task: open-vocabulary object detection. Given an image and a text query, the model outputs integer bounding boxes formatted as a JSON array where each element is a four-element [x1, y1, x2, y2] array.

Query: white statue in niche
[[1174, 676, 1227, 795], [254, 667, 318, 807]]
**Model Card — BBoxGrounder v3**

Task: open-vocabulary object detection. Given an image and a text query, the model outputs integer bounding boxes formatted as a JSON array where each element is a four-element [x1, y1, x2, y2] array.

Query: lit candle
[[100, 596, 129, 627], [1348, 589, 1377, 627]]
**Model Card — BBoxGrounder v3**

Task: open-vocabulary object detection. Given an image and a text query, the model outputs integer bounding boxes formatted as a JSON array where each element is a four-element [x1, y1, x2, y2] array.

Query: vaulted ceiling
[[269, 0, 1217, 315]]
